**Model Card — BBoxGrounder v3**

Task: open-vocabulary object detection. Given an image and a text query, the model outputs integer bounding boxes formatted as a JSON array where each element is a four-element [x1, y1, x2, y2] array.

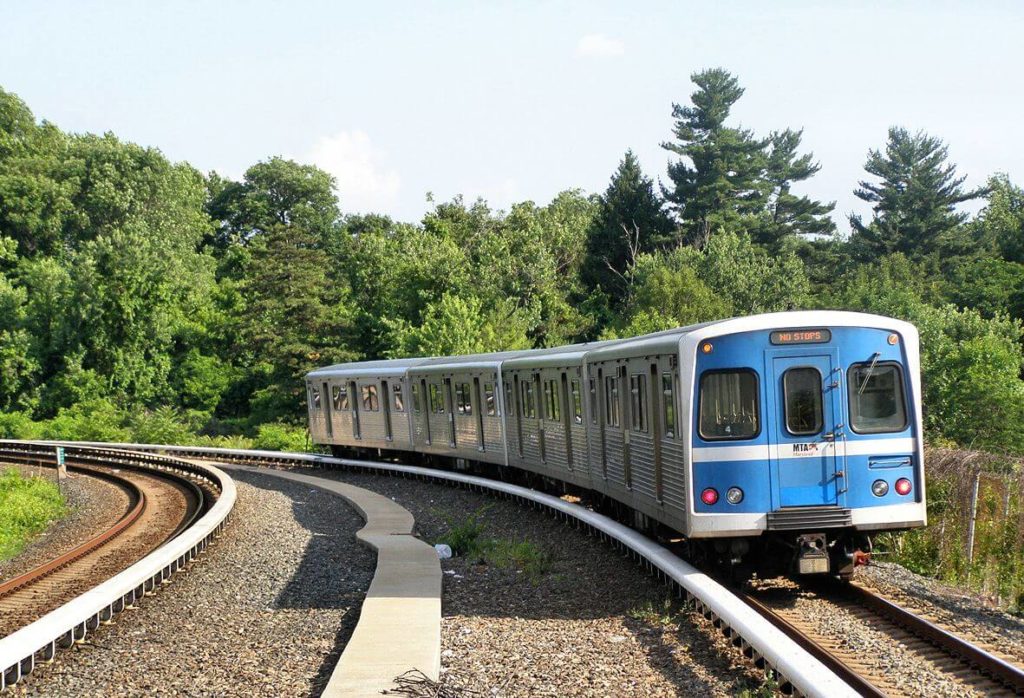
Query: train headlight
[[726, 487, 744, 505], [700, 488, 719, 505], [895, 478, 912, 496], [871, 479, 889, 497]]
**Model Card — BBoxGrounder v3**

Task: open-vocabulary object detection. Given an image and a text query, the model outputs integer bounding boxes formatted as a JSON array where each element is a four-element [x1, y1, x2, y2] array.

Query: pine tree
[[661, 68, 767, 247], [850, 127, 986, 260], [753, 129, 836, 248], [582, 150, 672, 302]]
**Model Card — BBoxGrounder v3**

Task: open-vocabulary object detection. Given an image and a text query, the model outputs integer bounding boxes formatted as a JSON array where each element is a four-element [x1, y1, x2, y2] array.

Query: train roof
[[306, 357, 429, 379]]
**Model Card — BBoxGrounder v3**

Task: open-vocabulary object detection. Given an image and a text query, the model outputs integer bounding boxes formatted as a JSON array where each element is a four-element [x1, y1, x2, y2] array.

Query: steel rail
[[0, 442, 234, 691], [846, 582, 1024, 693], [0, 464, 147, 600], [47, 440, 862, 698]]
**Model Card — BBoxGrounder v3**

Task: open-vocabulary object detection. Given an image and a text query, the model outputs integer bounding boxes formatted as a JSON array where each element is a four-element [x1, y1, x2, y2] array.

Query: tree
[[752, 129, 836, 248], [850, 127, 986, 260], [972, 174, 1024, 263], [582, 150, 673, 302], [662, 68, 767, 247]]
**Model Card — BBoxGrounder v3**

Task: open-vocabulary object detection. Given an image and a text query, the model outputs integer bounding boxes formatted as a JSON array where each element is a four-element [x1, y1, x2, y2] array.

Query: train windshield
[[848, 362, 907, 433], [698, 370, 759, 440]]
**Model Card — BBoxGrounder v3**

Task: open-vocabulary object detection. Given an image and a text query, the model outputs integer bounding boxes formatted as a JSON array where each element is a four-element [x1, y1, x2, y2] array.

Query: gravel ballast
[[313, 470, 768, 697], [11, 469, 375, 697]]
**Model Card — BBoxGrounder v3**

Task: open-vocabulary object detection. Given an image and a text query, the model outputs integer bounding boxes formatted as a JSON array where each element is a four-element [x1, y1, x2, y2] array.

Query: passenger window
[[362, 384, 379, 412], [848, 362, 908, 434], [411, 383, 422, 413], [589, 379, 598, 425], [630, 374, 648, 432], [521, 380, 537, 419], [429, 383, 443, 414], [544, 379, 560, 422], [783, 367, 823, 435], [392, 383, 404, 412], [455, 383, 472, 415], [484, 382, 496, 416], [662, 372, 676, 439], [333, 385, 349, 411], [310, 385, 321, 410], [698, 370, 759, 440], [571, 380, 583, 425], [505, 383, 514, 418], [605, 375, 620, 427]]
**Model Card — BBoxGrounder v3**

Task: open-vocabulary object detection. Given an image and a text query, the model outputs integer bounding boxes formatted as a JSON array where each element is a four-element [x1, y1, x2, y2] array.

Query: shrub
[[252, 422, 308, 452]]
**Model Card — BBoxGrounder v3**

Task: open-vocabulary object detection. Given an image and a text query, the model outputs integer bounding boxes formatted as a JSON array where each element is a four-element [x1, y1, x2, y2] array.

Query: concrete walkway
[[215, 463, 441, 697]]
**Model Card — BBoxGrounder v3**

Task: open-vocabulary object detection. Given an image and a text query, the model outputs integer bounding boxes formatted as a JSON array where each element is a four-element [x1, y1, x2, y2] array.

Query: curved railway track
[[0, 460, 206, 638], [38, 442, 1024, 697], [742, 578, 1024, 697]]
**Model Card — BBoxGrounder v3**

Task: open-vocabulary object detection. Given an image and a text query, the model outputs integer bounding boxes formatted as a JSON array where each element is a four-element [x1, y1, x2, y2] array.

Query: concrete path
[[214, 463, 441, 697]]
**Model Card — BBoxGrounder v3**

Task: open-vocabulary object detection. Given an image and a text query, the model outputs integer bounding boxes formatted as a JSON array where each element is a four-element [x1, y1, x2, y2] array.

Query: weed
[[483, 538, 552, 579], [434, 506, 491, 557], [629, 597, 683, 626], [736, 669, 779, 698], [0, 468, 66, 560]]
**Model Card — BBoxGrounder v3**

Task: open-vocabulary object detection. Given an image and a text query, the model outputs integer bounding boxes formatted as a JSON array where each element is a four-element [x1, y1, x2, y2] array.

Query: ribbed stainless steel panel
[[661, 439, 687, 511], [570, 423, 589, 477], [605, 429, 625, 487], [767, 507, 852, 531], [629, 433, 657, 499], [520, 420, 543, 472], [542, 423, 568, 474]]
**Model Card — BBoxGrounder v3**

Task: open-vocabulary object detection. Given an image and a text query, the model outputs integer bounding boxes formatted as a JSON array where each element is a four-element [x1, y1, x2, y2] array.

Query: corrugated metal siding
[[570, 423, 589, 477], [390, 411, 412, 447], [453, 414, 479, 455], [412, 411, 430, 447], [630, 432, 657, 499], [542, 422, 569, 474], [605, 429, 626, 487], [428, 411, 451, 446], [482, 415, 504, 454], [661, 438, 687, 512], [520, 420, 543, 472]]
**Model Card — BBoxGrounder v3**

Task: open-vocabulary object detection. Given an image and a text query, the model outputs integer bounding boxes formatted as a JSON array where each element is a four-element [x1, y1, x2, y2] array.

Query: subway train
[[306, 311, 926, 579]]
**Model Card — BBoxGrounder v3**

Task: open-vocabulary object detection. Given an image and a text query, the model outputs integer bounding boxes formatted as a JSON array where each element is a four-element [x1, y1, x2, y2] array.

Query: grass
[[434, 506, 553, 580], [0, 468, 66, 561], [628, 597, 687, 627]]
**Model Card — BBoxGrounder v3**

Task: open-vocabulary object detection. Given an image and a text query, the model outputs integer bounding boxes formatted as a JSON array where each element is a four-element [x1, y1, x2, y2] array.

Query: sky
[[1, 1, 1021, 231]]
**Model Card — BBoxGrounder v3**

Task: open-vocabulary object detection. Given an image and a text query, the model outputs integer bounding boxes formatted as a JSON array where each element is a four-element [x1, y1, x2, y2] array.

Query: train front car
[[681, 312, 926, 579]]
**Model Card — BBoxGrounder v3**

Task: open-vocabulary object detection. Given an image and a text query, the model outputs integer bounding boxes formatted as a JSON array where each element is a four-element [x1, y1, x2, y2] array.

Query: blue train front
[[680, 314, 926, 578]]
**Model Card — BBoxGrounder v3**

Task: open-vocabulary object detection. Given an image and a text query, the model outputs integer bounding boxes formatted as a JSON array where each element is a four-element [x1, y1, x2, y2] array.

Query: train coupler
[[796, 533, 830, 574]]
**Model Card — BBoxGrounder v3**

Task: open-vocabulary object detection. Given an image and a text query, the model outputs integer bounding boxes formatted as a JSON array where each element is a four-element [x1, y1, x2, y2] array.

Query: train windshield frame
[[847, 361, 908, 434], [698, 369, 760, 441]]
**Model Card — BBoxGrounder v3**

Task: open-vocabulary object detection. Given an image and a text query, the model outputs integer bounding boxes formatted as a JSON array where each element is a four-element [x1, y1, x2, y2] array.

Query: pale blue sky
[[2, 1, 1020, 231]]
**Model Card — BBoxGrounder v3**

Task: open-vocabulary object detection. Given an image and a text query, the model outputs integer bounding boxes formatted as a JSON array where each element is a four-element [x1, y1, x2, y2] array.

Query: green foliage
[[849, 127, 986, 260], [0, 468, 66, 560], [41, 398, 132, 442], [435, 506, 490, 557], [252, 422, 308, 452]]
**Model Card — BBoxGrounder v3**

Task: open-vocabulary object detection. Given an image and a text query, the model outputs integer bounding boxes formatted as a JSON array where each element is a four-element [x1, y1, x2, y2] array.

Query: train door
[[621, 365, 632, 488], [420, 379, 431, 444], [322, 381, 333, 439], [597, 366, 607, 478], [560, 372, 574, 471], [381, 379, 393, 441], [473, 377, 485, 450], [768, 352, 843, 508], [349, 380, 361, 440], [444, 378, 456, 447], [535, 373, 546, 462]]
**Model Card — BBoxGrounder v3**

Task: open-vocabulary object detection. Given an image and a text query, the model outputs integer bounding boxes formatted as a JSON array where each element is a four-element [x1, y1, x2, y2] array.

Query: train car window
[[310, 385, 321, 410], [589, 379, 598, 425], [521, 380, 537, 419], [630, 374, 648, 432], [662, 373, 676, 439], [698, 370, 759, 441], [545, 379, 560, 422], [848, 362, 908, 433], [604, 375, 620, 427], [783, 367, 823, 435], [429, 383, 443, 414], [504, 383, 514, 418], [456, 382, 472, 415], [411, 383, 422, 413], [391, 383, 404, 412], [484, 382, 496, 416], [571, 380, 583, 425], [362, 384, 379, 412], [332, 385, 349, 411]]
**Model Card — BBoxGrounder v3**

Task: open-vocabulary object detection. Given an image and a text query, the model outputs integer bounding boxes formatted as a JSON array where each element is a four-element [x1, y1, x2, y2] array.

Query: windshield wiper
[[857, 352, 881, 396]]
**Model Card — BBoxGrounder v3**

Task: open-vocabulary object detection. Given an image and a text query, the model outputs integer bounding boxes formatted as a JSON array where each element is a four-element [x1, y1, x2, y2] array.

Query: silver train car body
[[307, 311, 928, 576]]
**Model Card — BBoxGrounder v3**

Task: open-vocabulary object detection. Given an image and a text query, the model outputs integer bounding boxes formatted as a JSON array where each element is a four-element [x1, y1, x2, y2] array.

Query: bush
[[252, 422, 308, 452]]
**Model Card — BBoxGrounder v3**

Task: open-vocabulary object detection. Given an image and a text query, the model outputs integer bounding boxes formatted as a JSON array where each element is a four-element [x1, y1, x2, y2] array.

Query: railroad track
[[0, 458, 206, 638], [0, 443, 233, 691], [741, 577, 1024, 697]]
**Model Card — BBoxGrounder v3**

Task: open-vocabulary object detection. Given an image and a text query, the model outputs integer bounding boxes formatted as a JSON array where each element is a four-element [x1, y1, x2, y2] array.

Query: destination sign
[[770, 328, 832, 345]]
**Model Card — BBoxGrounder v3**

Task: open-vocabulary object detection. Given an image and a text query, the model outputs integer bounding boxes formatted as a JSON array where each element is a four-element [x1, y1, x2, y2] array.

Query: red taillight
[[895, 478, 913, 496], [701, 488, 719, 505]]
